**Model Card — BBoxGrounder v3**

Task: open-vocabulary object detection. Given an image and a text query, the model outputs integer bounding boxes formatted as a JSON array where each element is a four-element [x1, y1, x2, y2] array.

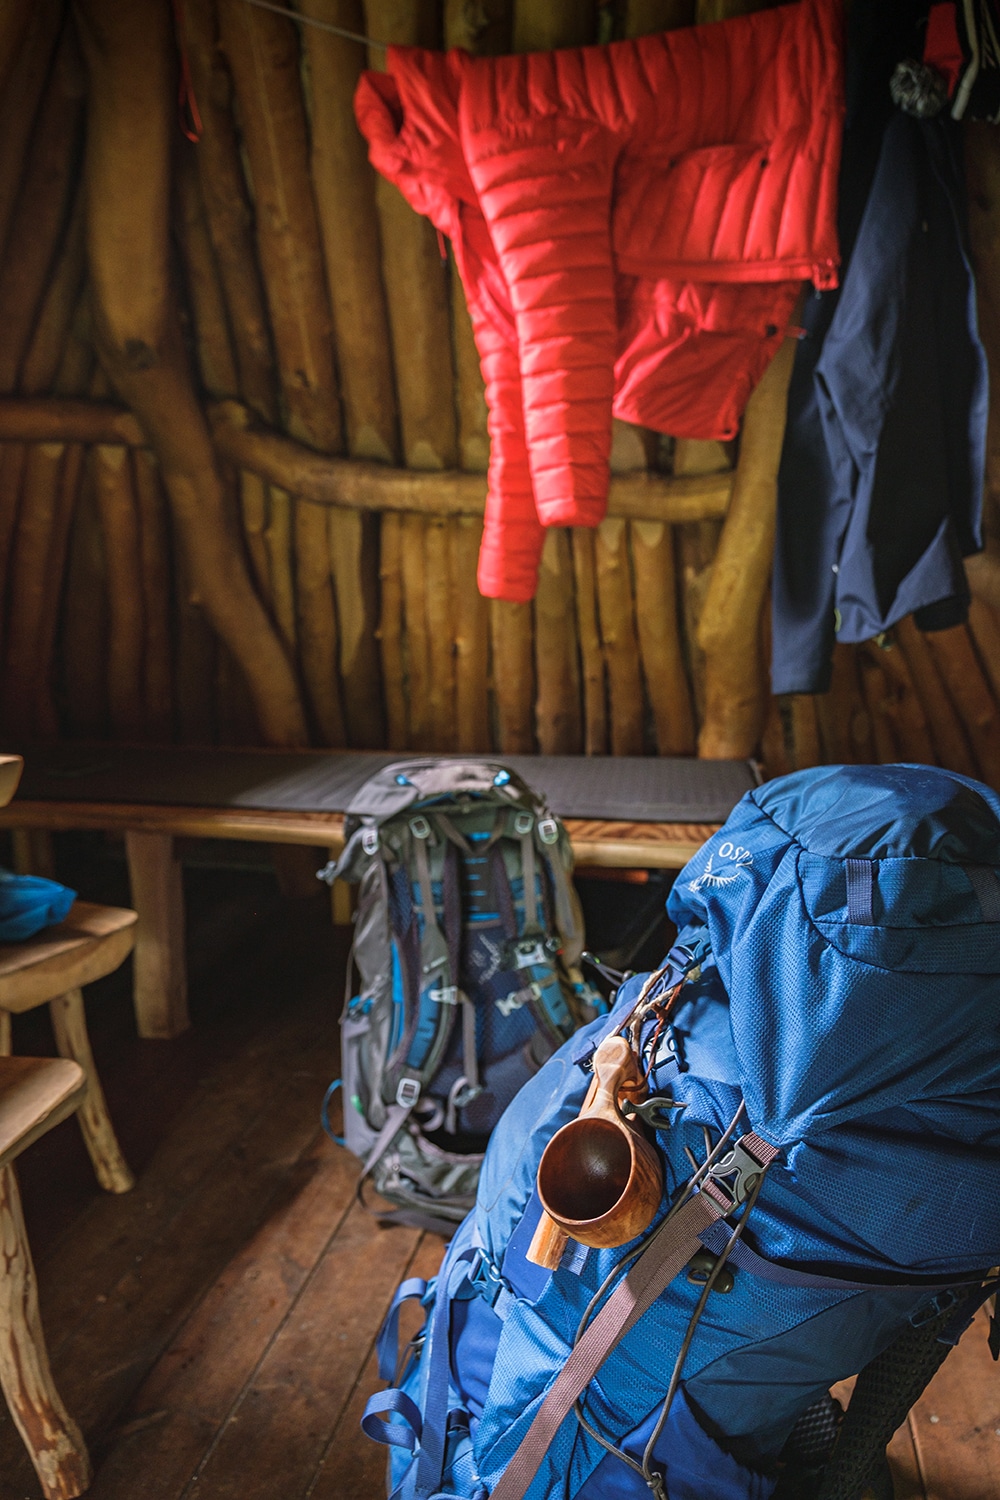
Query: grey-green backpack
[[319, 759, 606, 1232]]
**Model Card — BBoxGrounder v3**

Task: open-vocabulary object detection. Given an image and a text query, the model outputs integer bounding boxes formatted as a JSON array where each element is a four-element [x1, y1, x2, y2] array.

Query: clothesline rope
[[239, 0, 386, 50]]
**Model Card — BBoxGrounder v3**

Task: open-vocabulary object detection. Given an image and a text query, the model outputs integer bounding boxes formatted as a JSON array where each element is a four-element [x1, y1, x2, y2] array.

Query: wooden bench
[[0, 747, 756, 1041]]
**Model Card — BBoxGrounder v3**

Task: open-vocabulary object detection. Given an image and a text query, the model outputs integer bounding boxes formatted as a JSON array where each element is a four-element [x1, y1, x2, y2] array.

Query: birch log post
[[513, 0, 597, 49], [697, 333, 799, 758], [673, 440, 729, 724], [174, 145, 239, 400], [295, 0, 398, 463], [632, 519, 695, 755], [442, 0, 504, 752], [61, 454, 109, 738], [534, 530, 583, 754], [572, 530, 608, 755], [0, 200, 84, 735], [132, 450, 175, 740], [0, 5, 64, 270], [328, 508, 385, 747], [180, 0, 278, 423], [595, 517, 645, 755], [217, 0, 346, 746], [425, 517, 458, 751], [625, 0, 695, 29], [815, 644, 875, 764], [363, 0, 457, 473], [788, 696, 822, 770], [401, 511, 432, 750], [491, 601, 536, 752], [859, 654, 899, 764], [863, 638, 936, 766], [921, 624, 1000, 786], [0, 3, 35, 132], [450, 515, 491, 752], [968, 597, 1000, 703], [90, 444, 147, 739], [378, 511, 408, 750], [0, 21, 85, 394], [895, 615, 977, 778], [74, 0, 308, 745]]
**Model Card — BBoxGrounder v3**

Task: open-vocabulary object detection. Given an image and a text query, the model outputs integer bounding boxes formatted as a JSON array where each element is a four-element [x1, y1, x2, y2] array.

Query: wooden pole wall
[[0, 0, 993, 796]]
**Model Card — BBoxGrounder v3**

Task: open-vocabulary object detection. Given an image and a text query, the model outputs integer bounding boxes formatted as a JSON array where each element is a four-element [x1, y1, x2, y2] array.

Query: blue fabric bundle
[[0, 869, 76, 942]]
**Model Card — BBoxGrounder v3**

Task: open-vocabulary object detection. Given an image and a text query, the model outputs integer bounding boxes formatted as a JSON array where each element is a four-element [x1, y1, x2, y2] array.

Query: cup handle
[[526, 1210, 569, 1270]]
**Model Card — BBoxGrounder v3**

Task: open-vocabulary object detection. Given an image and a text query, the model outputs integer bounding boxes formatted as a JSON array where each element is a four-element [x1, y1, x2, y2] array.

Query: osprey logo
[[689, 841, 754, 892]]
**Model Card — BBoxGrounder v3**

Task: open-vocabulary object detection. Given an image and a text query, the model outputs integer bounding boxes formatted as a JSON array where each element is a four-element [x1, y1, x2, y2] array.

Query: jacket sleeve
[[465, 115, 618, 531], [451, 213, 544, 601]]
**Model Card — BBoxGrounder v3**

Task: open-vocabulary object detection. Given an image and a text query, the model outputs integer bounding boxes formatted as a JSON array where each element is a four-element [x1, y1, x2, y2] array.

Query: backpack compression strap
[[489, 1132, 779, 1500]]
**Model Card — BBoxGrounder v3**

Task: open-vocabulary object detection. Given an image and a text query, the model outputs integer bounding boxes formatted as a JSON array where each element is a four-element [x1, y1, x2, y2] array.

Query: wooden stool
[[0, 902, 137, 1194], [0, 1054, 91, 1498]]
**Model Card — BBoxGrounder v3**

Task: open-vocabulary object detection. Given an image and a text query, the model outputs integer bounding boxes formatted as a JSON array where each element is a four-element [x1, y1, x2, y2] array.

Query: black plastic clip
[[704, 1139, 766, 1210], [622, 1095, 687, 1130]]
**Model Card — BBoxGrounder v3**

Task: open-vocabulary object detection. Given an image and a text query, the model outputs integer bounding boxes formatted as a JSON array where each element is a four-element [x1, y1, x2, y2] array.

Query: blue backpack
[[320, 759, 605, 1232], [363, 764, 1000, 1500]]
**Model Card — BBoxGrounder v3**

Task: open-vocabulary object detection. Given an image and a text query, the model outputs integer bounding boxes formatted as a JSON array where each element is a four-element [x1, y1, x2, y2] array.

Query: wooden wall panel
[[0, 0, 991, 799]]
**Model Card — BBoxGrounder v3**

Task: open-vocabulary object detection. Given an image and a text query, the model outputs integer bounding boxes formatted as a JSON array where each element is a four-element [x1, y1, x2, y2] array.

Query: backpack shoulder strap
[[489, 1132, 780, 1500]]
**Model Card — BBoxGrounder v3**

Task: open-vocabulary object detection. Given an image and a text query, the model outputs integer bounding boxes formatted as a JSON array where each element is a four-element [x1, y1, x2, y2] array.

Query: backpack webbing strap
[[490, 1132, 779, 1500], [845, 858, 875, 925]]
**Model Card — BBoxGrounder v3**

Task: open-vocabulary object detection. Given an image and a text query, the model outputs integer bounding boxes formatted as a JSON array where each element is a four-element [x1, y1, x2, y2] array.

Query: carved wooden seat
[[0, 1055, 91, 1498], [0, 902, 137, 1194]]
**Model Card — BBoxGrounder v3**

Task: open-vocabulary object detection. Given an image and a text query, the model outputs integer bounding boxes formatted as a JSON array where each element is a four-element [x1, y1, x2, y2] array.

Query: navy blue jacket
[[771, 9, 987, 695]]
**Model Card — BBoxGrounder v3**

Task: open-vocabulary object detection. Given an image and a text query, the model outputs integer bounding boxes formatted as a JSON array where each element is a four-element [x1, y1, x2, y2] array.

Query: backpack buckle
[[513, 811, 534, 835], [513, 938, 549, 969], [362, 828, 380, 856], [703, 1138, 766, 1211], [396, 1077, 421, 1108], [538, 817, 559, 845], [409, 816, 431, 840]]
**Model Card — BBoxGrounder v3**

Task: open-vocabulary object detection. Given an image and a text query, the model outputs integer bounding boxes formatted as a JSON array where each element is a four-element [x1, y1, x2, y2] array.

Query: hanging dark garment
[[771, 4, 988, 696]]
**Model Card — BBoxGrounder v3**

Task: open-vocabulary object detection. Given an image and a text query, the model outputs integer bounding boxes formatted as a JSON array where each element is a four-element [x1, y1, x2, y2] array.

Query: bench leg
[[0, 1164, 91, 1500], [327, 845, 353, 928], [125, 830, 190, 1040], [50, 988, 135, 1195]]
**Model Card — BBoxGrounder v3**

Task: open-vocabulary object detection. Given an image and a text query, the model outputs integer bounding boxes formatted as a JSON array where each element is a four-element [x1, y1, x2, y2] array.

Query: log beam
[[0, 398, 734, 525]]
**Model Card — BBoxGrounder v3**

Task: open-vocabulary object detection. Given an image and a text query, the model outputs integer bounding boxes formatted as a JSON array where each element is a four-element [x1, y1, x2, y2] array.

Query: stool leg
[[50, 989, 135, 1194], [0, 1163, 91, 1500]]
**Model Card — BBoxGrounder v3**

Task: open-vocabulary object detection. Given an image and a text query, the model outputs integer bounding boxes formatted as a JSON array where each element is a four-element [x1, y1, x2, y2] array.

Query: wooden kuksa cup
[[527, 1034, 663, 1270]]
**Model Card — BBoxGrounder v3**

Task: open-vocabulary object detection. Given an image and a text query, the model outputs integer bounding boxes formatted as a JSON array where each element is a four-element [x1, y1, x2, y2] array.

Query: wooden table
[[0, 747, 756, 1040]]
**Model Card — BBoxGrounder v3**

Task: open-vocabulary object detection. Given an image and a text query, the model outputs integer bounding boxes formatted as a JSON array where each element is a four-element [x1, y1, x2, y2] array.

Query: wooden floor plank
[[888, 1414, 926, 1499], [0, 1027, 339, 1498], [83, 1134, 358, 1500], [186, 1203, 427, 1500], [307, 1232, 447, 1500], [41, 993, 337, 1353], [909, 1310, 1000, 1500]]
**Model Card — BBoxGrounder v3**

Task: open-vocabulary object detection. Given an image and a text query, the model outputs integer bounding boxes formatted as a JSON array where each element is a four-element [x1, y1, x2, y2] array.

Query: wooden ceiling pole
[[295, 0, 398, 465], [0, 5, 64, 273], [0, 194, 84, 740], [216, 0, 347, 748], [73, 0, 308, 747]]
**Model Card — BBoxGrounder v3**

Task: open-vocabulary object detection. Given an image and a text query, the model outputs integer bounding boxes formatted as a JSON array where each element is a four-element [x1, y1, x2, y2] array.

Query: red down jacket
[[356, 0, 843, 602]]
